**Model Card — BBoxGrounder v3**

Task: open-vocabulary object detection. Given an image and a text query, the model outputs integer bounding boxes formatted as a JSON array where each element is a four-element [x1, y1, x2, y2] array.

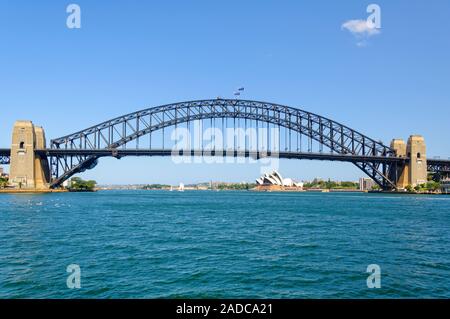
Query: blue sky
[[1, 0, 449, 184]]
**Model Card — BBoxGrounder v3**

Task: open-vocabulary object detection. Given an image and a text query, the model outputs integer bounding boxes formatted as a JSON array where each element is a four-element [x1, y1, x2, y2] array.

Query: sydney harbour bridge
[[0, 98, 449, 190]]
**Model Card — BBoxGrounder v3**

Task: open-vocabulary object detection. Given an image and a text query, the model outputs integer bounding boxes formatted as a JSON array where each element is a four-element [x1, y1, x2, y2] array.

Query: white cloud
[[342, 19, 380, 37]]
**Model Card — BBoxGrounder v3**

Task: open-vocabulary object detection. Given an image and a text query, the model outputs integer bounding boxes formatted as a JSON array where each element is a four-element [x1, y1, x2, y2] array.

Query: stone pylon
[[9, 121, 50, 189], [390, 135, 428, 189]]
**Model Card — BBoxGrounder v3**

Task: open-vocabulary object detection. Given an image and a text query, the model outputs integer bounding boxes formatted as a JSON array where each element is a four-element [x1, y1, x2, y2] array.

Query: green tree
[[371, 184, 381, 191], [340, 181, 359, 189], [217, 183, 255, 190], [142, 184, 170, 189], [425, 181, 441, 192], [0, 177, 8, 189], [69, 177, 97, 192]]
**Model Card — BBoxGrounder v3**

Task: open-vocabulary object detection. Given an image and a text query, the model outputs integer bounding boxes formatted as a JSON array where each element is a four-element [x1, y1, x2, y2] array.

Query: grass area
[[303, 180, 359, 190]]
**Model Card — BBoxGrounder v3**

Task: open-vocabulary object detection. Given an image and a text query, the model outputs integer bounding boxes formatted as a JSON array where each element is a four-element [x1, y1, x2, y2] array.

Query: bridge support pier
[[9, 121, 50, 189], [390, 135, 427, 189]]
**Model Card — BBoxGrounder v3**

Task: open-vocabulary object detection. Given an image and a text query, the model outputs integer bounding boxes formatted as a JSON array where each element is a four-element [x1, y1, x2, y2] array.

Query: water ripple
[[0, 191, 449, 298]]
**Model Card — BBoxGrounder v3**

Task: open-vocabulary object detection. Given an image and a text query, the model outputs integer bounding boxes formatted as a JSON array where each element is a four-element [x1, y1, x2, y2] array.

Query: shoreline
[[369, 190, 449, 195], [0, 188, 68, 194], [1, 188, 447, 195]]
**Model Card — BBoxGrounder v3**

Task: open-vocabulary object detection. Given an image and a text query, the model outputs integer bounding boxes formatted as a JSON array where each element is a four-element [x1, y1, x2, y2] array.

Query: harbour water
[[0, 191, 449, 298]]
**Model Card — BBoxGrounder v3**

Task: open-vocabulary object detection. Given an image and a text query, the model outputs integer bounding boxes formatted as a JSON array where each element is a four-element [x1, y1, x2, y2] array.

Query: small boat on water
[[178, 183, 184, 192]]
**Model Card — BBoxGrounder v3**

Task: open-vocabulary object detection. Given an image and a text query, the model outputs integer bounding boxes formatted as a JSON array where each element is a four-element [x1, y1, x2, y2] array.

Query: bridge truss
[[2, 100, 449, 189], [428, 160, 450, 180], [48, 99, 402, 189]]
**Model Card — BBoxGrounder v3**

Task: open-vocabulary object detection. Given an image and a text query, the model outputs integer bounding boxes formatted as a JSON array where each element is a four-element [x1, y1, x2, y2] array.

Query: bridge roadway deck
[[37, 148, 406, 163], [1, 148, 449, 169]]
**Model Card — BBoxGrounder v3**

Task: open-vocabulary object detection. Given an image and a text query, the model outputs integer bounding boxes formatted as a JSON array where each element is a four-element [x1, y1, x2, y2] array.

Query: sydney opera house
[[255, 170, 303, 190]]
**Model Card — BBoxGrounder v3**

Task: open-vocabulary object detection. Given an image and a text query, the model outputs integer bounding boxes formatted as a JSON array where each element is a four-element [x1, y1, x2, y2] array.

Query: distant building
[[312, 178, 324, 184], [442, 178, 450, 194], [359, 177, 376, 191], [0, 166, 8, 178], [256, 170, 303, 189], [62, 180, 71, 188]]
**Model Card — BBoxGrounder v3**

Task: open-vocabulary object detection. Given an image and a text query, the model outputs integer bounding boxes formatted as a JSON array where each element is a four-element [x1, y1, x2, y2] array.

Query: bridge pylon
[[390, 135, 427, 189], [9, 121, 50, 189]]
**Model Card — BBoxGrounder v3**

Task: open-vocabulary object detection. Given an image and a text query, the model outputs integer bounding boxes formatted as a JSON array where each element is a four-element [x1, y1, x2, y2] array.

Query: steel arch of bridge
[[49, 98, 399, 189], [428, 160, 450, 179]]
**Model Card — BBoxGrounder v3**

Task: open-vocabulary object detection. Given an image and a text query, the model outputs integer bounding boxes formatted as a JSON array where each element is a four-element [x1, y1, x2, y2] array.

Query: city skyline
[[1, 1, 449, 184]]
